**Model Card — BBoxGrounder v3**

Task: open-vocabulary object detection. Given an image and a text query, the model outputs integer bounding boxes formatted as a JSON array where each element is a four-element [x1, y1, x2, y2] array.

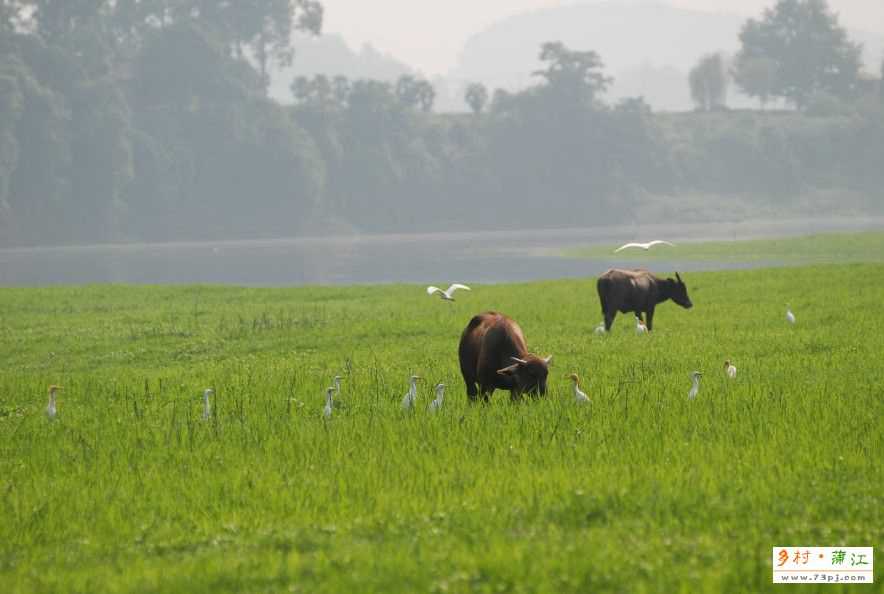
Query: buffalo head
[[497, 354, 552, 396], [671, 272, 693, 309]]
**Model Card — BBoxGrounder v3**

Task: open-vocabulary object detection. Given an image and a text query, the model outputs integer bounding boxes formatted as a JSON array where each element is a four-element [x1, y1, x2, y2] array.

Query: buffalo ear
[[497, 364, 519, 376], [675, 272, 683, 283]]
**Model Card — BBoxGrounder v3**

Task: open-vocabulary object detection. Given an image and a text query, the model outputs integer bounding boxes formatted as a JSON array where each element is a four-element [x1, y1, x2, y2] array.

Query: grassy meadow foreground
[[1, 264, 882, 593]]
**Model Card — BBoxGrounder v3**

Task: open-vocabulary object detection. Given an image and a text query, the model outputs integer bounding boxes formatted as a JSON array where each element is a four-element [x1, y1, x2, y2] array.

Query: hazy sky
[[320, 0, 884, 75]]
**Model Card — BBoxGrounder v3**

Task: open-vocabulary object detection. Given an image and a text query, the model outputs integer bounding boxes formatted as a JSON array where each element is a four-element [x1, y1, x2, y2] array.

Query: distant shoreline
[[4, 215, 884, 255]]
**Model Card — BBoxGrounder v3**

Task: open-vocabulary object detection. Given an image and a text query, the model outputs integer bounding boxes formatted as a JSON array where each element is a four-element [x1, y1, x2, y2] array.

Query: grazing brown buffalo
[[458, 311, 552, 402], [597, 268, 692, 331]]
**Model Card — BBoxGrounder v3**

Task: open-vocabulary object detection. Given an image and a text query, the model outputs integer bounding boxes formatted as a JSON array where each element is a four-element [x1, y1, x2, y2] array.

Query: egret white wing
[[648, 240, 675, 248], [426, 286, 444, 296], [446, 283, 471, 294], [614, 243, 642, 253]]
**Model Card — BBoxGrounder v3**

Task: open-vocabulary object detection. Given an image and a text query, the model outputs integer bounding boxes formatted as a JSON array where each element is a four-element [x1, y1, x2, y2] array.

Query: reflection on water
[[1, 217, 882, 287]]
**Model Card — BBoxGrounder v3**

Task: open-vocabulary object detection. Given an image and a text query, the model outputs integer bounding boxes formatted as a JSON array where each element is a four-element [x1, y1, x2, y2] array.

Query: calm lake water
[[1, 217, 882, 287]]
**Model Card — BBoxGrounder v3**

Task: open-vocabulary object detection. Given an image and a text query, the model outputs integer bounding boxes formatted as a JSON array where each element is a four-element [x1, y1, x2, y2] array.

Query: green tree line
[[0, 0, 882, 247]]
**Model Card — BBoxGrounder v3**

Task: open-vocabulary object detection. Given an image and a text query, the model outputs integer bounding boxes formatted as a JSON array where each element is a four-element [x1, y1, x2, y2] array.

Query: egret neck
[[688, 372, 702, 399], [202, 388, 213, 420], [430, 383, 445, 411], [402, 375, 421, 410], [324, 387, 334, 418]]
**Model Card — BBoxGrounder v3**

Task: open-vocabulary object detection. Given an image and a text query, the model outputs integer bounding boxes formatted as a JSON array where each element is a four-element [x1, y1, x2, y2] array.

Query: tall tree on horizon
[[395, 74, 435, 112], [464, 82, 488, 115], [532, 41, 612, 106], [689, 53, 728, 111], [733, 0, 861, 109]]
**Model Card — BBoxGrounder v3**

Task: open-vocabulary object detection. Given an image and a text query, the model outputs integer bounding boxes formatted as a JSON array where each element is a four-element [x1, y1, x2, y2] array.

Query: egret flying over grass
[[565, 374, 590, 403], [429, 383, 445, 412], [635, 316, 648, 334], [323, 387, 334, 419], [688, 371, 702, 400], [614, 240, 675, 253], [426, 283, 471, 302], [786, 306, 796, 324], [594, 321, 606, 335], [724, 360, 737, 379], [46, 385, 61, 420], [402, 375, 422, 410], [202, 388, 214, 420]]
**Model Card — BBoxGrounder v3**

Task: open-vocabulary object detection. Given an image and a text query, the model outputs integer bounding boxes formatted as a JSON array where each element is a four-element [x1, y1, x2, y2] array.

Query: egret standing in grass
[[46, 385, 61, 420], [426, 283, 471, 302], [323, 386, 334, 419], [402, 375, 422, 410], [635, 316, 648, 334], [688, 371, 702, 399], [565, 374, 590, 403], [594, 321, 606, 335], [786, 306, 796, 324], [429, 383, 445, 412], [202, 388, 214, 420], [332, 375, 343, 396], [724, 360, 737, 379]]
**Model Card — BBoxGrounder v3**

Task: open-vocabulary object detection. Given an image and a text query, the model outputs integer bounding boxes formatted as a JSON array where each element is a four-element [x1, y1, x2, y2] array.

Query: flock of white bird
[[43, 306, 797, 419], [43, 240, 801, 420], [321, 373, 446, 419]]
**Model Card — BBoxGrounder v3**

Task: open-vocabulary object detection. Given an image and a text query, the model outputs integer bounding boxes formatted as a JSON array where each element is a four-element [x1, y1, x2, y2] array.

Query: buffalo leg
[[604, 310, 616, 331], [465, 381, 479, 402], [646, 308, 655, 331]]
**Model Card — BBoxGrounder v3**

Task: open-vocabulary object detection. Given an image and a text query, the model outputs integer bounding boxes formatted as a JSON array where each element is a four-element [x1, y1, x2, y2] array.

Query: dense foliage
[[0, 0, 882, 247]]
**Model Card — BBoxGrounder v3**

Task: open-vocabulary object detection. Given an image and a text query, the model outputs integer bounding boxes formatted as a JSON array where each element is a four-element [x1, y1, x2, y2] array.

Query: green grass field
[[1, 263, 882, 593], [564, 230, 884, 265]]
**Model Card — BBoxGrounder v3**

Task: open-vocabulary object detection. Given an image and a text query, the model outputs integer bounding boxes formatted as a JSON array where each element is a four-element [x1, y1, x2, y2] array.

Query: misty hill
[[268, 33, 415, 103], [447, 1, 884, 111]]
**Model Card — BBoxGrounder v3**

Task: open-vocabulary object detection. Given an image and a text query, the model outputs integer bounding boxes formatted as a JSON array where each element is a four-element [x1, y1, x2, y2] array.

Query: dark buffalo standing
[[458, 311, 552, 402], [597, 268, 692, 331]]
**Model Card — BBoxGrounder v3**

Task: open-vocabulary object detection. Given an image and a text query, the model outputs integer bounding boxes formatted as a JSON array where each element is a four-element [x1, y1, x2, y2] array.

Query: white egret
[[688, 371, 702, 399], [429, 383, 445, 412], [426, 283, 471, 302], [202, 388, 214, 420], [724, 360, 737, 379], [401, 375, 422, 410], [786, 307, 796, 324], [323, 387, 334, 419], [635, 316, 648, 334], [332, 375, 343, 396], [614, 240, 675, 253], [46, 385, 61, 420], [565, 374, 590, 403], [594, 321, 606, 335]]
